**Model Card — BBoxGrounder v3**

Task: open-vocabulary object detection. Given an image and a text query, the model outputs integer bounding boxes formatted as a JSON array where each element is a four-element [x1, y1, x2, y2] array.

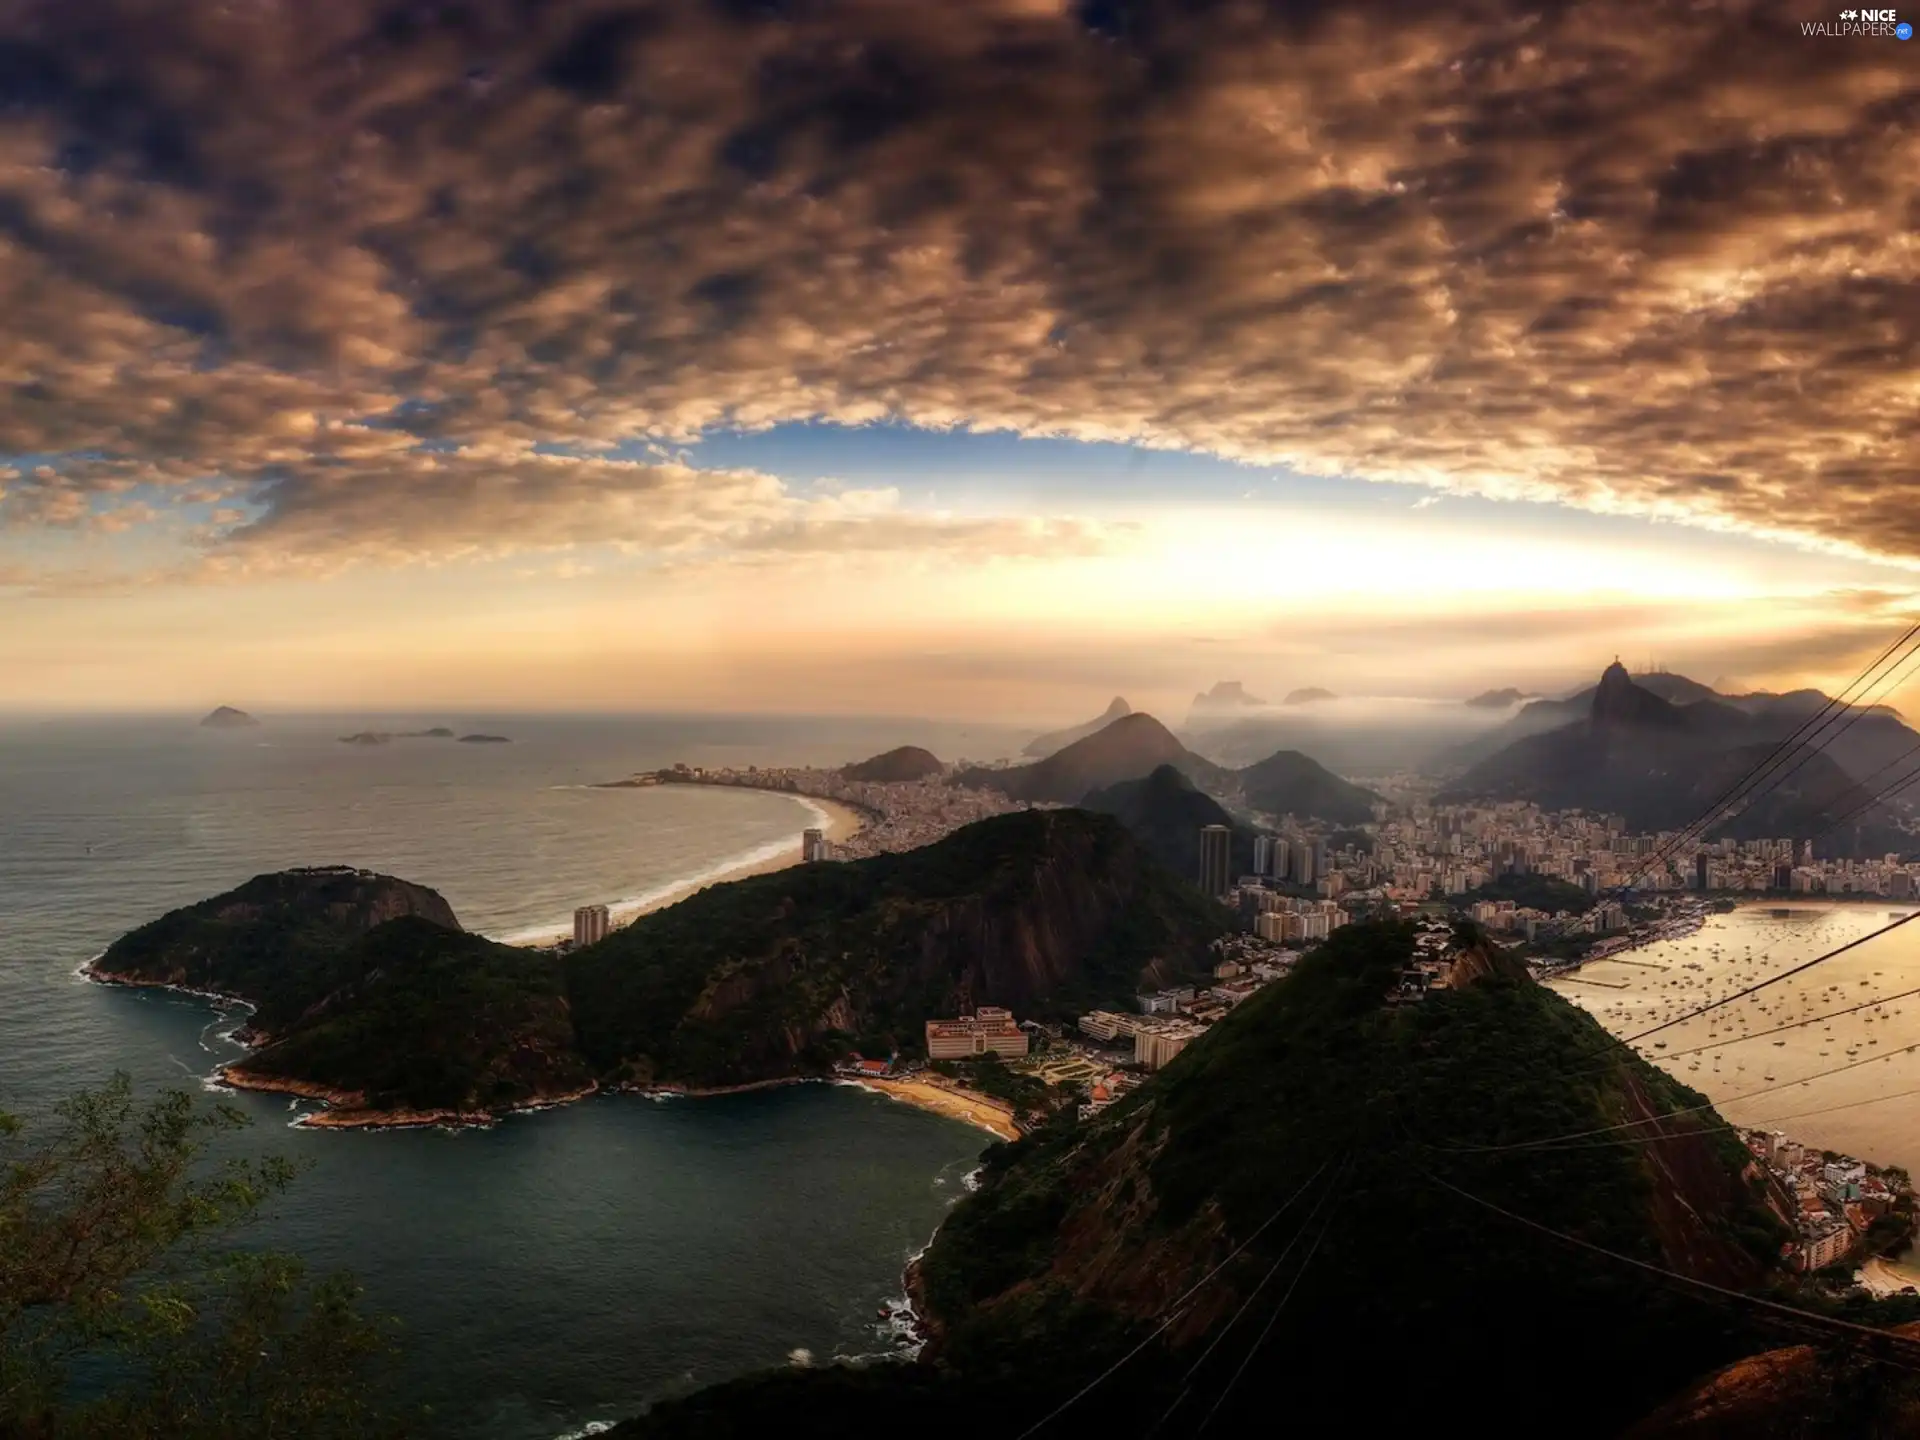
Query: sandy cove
[[638, 1074, 1021, 1142], [848, 1076, 1021, 1142]]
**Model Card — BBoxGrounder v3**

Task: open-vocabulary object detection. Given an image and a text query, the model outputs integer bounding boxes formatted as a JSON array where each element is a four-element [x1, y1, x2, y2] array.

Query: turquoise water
[[0, 714, 1014, 1436]]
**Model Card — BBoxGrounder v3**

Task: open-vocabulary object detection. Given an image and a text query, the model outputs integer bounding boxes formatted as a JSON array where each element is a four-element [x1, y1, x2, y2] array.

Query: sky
[[2, 0, 1917, 723]]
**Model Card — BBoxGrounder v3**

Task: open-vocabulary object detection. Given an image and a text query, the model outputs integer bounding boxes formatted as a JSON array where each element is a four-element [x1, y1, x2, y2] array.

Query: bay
[[0, 713, 1022, 1437]]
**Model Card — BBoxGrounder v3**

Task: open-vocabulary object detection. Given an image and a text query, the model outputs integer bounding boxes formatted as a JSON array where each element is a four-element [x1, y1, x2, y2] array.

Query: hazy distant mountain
[[1082, 763, 1257, 883], [199, 705, 259, 729], [1440, 664, 1895, 849], [1465, 687, 1531, 709], [840, 745, 944, 782], [1443, 669, 1920, 781], [1184, 702, 1511, 773], [956, 712, 1231, 803], [1188, 680, 1264, 714], [1238, 749, 1379, 824], [1021, 697, 1131, 758], [1282, 687, 1337, 705]]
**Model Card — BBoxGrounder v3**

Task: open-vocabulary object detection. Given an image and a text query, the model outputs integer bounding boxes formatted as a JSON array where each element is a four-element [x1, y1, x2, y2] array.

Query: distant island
[[198, 706, 259, 729], [338, 728, 459, 745], [457, 733, 510, 744], [1282, 686, 1337, 705]]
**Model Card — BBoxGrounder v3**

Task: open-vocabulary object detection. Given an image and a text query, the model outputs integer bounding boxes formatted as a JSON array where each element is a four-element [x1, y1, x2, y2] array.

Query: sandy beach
[[508, 789, 866, 947], [851, 1075, 1021, 1142]]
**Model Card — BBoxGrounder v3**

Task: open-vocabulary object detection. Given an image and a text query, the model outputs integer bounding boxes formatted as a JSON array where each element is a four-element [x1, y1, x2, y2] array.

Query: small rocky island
[[338, 728, 459, 745], [199, 705, 260, 729], [457, 733, 511, 744]]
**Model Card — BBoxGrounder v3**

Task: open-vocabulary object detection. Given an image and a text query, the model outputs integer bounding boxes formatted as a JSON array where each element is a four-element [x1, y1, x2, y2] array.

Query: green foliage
[[0, 1075, 401, 1439], [1460, 871, 1596, 915], [928, 1059, 1056, 1115], [93, 870, 458, 1032], [566, 810, 1228, 1089], [237, 919, 592, 1114], [660, 921, 1807, 1440]]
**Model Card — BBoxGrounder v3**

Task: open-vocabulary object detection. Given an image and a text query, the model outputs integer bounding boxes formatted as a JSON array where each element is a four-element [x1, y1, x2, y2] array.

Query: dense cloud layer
[[0, 0, 1914, 569]]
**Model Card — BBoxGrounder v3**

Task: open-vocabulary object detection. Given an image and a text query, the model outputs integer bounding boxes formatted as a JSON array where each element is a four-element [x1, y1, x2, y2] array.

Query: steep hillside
[[1626, 1326, 1920, 1438], [840, 745, 944, 782], [1237, 748, 1378, 823], [619, 922, 1795, 1439], [1081, 764, 1258, 883], [566, 808, 1230, 1088], [92, 815, 1227, 1121], [1441, 664, 1895, 848], [955, 712, 1232, 803], [228, 918, 592, 1119], [1022, 697, 1131, 758], [88, 866, 462, 1033]]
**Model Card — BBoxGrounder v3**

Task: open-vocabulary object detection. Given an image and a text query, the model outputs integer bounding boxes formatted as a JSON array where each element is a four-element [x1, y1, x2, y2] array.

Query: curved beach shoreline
[[497, 789, 867, 947]]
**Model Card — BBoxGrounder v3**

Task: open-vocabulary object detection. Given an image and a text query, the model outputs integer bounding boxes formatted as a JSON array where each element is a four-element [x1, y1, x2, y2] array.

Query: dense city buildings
[[572, 903, 610, 947], [1743, 1128, 1914, 1277], [625, 763, 1039, 860]]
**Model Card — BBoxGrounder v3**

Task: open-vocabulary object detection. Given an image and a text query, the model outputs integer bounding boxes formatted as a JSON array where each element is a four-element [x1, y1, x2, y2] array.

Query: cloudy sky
[[2, 0, 1916, 721]]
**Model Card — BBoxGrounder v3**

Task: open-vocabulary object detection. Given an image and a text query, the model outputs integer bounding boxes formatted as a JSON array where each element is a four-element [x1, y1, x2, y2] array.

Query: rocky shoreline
[[214, 1064, 602, 1131], [84, 959, 1018, 1141]]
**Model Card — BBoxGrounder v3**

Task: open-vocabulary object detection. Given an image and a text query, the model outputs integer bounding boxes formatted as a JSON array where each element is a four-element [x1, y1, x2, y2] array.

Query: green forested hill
[[566, 808, 1230, 1087], [234, 918, 592, 1114], [93, 811, 1227, 1116], [90, 866, 461, 1031], [620, 921, 1796, 1440]]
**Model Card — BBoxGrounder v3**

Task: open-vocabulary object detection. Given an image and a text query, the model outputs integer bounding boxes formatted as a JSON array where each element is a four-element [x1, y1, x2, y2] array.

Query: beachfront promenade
[[608, 764, 1045, 861]]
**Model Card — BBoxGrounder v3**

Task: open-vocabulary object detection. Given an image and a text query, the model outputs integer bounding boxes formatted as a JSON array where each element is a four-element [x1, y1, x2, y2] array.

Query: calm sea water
[[1551, 904, 1920, 1184], [0, 713, 1025, 1437]]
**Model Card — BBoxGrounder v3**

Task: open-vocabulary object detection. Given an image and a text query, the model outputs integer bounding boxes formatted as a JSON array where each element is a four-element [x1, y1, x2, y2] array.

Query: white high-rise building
[[802, 827, 829, 862], [1252, 835, 1274, 876], [573, 903, 611, 947]]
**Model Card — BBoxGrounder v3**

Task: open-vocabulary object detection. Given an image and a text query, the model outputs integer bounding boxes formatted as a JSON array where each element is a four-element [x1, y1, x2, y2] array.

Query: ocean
[[0, 712, 1026, 1438]]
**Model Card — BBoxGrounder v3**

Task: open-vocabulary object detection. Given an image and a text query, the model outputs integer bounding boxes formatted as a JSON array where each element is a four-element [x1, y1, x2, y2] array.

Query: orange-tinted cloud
[[0, 0, 1913, 569]]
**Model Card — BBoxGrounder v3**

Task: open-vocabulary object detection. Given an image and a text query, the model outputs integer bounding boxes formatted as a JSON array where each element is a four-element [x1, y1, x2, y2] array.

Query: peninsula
[[83, 812, 1228, 1130]]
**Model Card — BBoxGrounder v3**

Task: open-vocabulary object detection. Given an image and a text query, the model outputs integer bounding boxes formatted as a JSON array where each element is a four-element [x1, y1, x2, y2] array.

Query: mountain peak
[[1191, 680, 1264, 709], [1590, 663, 1679, 728], [1021, 697, 1135, 758]]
